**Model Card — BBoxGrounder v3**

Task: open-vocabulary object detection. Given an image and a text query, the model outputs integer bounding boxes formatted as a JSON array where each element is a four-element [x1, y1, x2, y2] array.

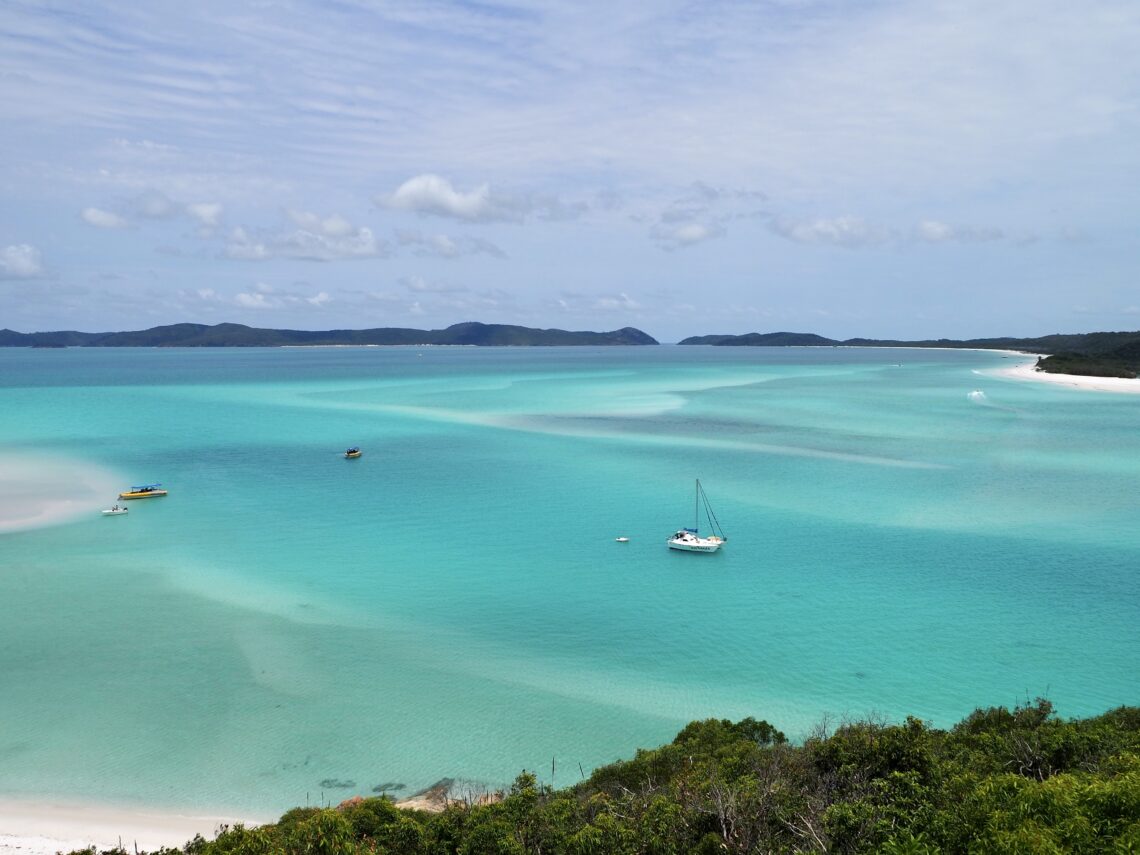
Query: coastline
[[989, 357, 1140, 394], [0, 799, 269, 855], [0, 785, 468, 854]]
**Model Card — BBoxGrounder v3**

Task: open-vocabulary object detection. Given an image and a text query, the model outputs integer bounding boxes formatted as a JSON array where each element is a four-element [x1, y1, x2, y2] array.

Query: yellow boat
[[119, 483, 168, 499]]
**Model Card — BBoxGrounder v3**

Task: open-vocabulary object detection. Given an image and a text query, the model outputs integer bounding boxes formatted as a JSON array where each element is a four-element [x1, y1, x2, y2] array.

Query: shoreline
[[0, 798, 270, 855], [0, 783, 473, 855], [988, 357, 1140, 394]]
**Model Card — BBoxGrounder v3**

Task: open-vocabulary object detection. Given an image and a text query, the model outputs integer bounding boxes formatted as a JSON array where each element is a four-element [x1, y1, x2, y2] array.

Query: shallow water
[[0, 346, 1136, 815]]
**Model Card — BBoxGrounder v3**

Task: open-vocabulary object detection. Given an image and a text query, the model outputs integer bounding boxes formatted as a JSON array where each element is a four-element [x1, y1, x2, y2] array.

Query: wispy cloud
[[225, 212, 386, 261], [2, 0, 1138, 337], [193, 282, 332, 311], [396, 229, 505, 259], [767, 215, 888, 248], [914, 220, 1005, 243], [648, 182, 766, 249], [766, 215, 1008, 248]]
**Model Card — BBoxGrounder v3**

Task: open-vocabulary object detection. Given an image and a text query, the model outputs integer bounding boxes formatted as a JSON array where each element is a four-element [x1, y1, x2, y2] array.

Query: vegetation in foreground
[[64, 699, 1139, 854]]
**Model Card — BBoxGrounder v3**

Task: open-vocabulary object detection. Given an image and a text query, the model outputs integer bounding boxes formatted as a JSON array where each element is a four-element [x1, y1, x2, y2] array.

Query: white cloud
[[652, 221, 725, 250], [286, 209, 353, 237], [0, 244, 44, 279], [81, 207, 127, 229], [187, 202, 223, 228], [915, 219, 1004, 243], [381, 175, 579, 224], [235, 291, 273, 308], [306, 291, 331, 306], [916, 220, 954, 242], [276, 226, 381, 260], [383, 174, 497, 221]]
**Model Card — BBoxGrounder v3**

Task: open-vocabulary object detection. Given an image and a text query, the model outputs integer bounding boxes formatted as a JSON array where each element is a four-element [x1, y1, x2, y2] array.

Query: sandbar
[[0, 456, 124, 534]]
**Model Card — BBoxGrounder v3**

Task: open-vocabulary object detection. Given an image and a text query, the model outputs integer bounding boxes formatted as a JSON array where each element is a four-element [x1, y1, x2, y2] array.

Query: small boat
[[667, 479, 727, 553], [118, 483, 167, 500], [102, 505, 129, 516], [345, 447, 362, 459], [615, 536, 630, 543]]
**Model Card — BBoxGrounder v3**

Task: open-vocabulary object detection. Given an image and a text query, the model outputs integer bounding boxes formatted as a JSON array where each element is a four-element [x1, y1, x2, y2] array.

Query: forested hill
[[0, 322, 658, 347], [63, 700, 1140, 855], [679, 329, 1140, 378]]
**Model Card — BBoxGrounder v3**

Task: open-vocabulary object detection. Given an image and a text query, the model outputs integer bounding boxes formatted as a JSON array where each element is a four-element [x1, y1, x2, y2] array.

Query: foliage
[[62, 703, 1139, 855], [1035, 352, 1139, 378]]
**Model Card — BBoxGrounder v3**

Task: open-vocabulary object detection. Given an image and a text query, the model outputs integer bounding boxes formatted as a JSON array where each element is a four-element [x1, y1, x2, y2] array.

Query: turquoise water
[[0, 346, 1136, 816]]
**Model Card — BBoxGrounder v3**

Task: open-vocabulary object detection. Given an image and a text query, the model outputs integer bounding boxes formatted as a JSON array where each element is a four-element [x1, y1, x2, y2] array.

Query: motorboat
[[345, 447, 362, 459], [667, 479, 727, 553], [119, 483, 167, 499], [102, 505, 129, 516]]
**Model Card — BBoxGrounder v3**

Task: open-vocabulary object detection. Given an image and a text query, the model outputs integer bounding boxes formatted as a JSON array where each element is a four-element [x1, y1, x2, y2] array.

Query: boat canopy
[[128, 483, 162, 490]]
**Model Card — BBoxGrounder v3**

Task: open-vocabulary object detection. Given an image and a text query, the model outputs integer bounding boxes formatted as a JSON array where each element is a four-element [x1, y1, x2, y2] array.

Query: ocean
[[0, 345, 1136, 816]]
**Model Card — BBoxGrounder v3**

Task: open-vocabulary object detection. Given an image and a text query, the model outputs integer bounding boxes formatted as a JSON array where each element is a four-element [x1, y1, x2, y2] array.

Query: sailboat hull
[[667, 531, 724, 552]]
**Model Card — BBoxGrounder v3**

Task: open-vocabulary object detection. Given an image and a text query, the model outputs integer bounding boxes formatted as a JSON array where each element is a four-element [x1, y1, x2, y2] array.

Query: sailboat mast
[[695, 479, 700, 531]]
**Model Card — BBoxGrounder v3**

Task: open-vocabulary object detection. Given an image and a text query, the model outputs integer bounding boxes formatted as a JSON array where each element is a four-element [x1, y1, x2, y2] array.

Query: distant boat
[[615, 536, 630, 543], [345, 447, 362, 459], [101, 505, 128, 516], [667, 479, 727, 553], [118, 483, 167, 500]]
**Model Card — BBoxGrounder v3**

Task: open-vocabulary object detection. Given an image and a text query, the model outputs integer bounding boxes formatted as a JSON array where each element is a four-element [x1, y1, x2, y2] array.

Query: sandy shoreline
[[0, 782, 482, 854], [988, 357, 1140, 394], [0, 800, 269, 855]]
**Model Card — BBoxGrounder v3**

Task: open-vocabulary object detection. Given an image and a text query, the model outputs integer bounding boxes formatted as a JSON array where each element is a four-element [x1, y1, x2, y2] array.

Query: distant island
[[0, 321, 658, 348], [679, 330, 1140, 379], [4, 322, 1139, 379]]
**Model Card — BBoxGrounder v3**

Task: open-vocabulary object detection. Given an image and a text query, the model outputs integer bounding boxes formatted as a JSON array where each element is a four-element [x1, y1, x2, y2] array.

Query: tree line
[[67, 698, 1139, 854]]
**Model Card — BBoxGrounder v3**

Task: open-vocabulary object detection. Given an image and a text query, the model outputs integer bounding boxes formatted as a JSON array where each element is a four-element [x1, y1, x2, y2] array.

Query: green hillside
[[63, 700, 1140, 855]]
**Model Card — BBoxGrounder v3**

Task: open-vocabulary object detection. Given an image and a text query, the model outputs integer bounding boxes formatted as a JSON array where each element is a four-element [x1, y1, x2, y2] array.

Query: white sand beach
[[0, 800, 266, 855], [990, 358, 1140, 394]]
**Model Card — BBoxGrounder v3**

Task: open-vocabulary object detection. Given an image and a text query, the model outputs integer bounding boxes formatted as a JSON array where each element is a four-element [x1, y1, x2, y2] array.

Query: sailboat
[[667, 479, 727, 553]]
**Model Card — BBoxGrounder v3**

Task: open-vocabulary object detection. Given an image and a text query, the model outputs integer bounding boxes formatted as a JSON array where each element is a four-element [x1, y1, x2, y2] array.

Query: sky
[[2, 0, 1138, 342]]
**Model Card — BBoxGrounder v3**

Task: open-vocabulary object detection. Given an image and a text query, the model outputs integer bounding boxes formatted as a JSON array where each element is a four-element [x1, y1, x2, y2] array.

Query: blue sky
[[2, 0, 1138, 342]]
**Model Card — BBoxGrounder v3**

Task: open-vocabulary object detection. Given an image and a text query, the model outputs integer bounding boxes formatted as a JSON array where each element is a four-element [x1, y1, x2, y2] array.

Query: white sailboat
[[667, 479, 727, 553]]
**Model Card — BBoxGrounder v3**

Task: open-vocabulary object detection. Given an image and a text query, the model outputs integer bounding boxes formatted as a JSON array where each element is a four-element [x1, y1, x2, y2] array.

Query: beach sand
[[991, 359, 1140, 394], [0, 787, 483, 854], [0, 800, 266, 855]]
